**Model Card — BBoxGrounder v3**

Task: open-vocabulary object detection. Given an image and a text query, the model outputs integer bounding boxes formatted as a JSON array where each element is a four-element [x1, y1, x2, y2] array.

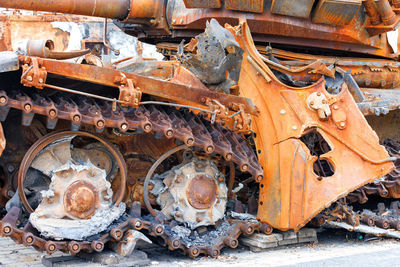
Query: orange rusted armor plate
[[231, 21, 394, 231]]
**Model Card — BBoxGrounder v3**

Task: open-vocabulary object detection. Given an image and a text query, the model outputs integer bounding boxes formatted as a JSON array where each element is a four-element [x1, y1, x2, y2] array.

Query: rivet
[[339, 121, 346, 127], [38, 78, 43, 83], [26, 76, 33, 81], [292, 125, 298, 130], [333, 104, 339, 110], [280, 109, 286, 114]]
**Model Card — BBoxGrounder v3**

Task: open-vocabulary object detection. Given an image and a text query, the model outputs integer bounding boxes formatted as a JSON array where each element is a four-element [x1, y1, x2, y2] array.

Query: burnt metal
[[179, 19, 243, 93], [17, 131, 127, 213], [0, 88, 262, 180]]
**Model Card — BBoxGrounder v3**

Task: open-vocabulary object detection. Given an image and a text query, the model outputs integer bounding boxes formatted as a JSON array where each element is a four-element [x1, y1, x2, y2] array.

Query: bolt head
[[96, 120, 104, 128], [73, 115, 80, 122], [24, 104, 31, 111]]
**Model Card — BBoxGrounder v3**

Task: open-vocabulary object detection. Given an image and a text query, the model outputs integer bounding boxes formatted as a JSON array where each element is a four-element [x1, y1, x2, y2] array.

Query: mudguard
[[230, 21, 395, 231]]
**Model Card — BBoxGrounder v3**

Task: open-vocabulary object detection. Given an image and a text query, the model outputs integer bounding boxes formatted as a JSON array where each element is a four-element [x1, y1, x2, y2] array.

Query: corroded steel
[[3, 0, 400, 259], [4, 0, 400, 57], [230, 21, 394, 230], [26, 39, 90, 59], [0, 0, 130, 19]]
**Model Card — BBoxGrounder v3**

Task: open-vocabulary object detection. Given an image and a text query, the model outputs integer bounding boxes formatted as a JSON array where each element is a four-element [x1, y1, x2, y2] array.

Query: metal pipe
[[0, 0, 130, 20], [376, 0, 397, 25], [363, 0, 382, 25], [103, 19, 120, 56]]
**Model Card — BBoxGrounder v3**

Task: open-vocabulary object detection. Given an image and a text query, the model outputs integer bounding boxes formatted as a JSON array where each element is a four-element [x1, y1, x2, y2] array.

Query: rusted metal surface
[[347, 139, 400, 203], [312, 0, 361, 26], [270, 0, 315, 18], [3, 0, 400, 57], [4, 0, 400, 259], [17, 56, 258, 117], [17, 131, 127, 214], [26, 39, 90, 59], [230, 20, 394, 231], [183, 0, 221, 8], [225, 0, 264, 13], [0, 0, 130, 19], [153, 157, 227, 228]]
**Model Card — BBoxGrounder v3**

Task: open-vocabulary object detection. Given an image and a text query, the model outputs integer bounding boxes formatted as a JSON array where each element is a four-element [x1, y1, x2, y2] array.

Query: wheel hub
[[30, 161, 125, 240], [153, 158, 227, 229], [64, 180, 99, 218], [187, 175, 217, 209]]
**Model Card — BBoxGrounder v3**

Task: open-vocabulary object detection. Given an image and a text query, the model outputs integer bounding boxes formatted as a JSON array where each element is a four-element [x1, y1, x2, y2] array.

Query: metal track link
[[0, 204, 274, 258], [323, 201, 400, 239], [0, 88, 263, 181], [0, 206, 113, 255]]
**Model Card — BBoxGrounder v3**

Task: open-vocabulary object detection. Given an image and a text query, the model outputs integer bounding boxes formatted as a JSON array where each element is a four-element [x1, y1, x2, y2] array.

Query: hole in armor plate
[[300, 130, 335, 177]]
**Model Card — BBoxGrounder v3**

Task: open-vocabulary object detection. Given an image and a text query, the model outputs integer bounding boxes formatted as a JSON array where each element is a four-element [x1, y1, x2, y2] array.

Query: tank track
[[0, 88, 263, 180], [0, 203, 273, 257], [0, 87, 265, 257], [320, 200, 400, 239], [347, 139, 400, 204]]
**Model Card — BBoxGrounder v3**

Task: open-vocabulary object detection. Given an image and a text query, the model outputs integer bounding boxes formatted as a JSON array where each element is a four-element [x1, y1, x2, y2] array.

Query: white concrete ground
[[1, 229, 400, 267]]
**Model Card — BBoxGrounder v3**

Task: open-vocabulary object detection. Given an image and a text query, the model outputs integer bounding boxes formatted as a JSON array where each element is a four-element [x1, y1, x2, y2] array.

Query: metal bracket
[[117, 77, 142, 108], [20, 57, 47, 89]]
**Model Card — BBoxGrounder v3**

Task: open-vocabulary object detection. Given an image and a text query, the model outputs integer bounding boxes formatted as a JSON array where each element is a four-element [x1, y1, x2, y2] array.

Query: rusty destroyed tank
[[0, 0, 399, 259]]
